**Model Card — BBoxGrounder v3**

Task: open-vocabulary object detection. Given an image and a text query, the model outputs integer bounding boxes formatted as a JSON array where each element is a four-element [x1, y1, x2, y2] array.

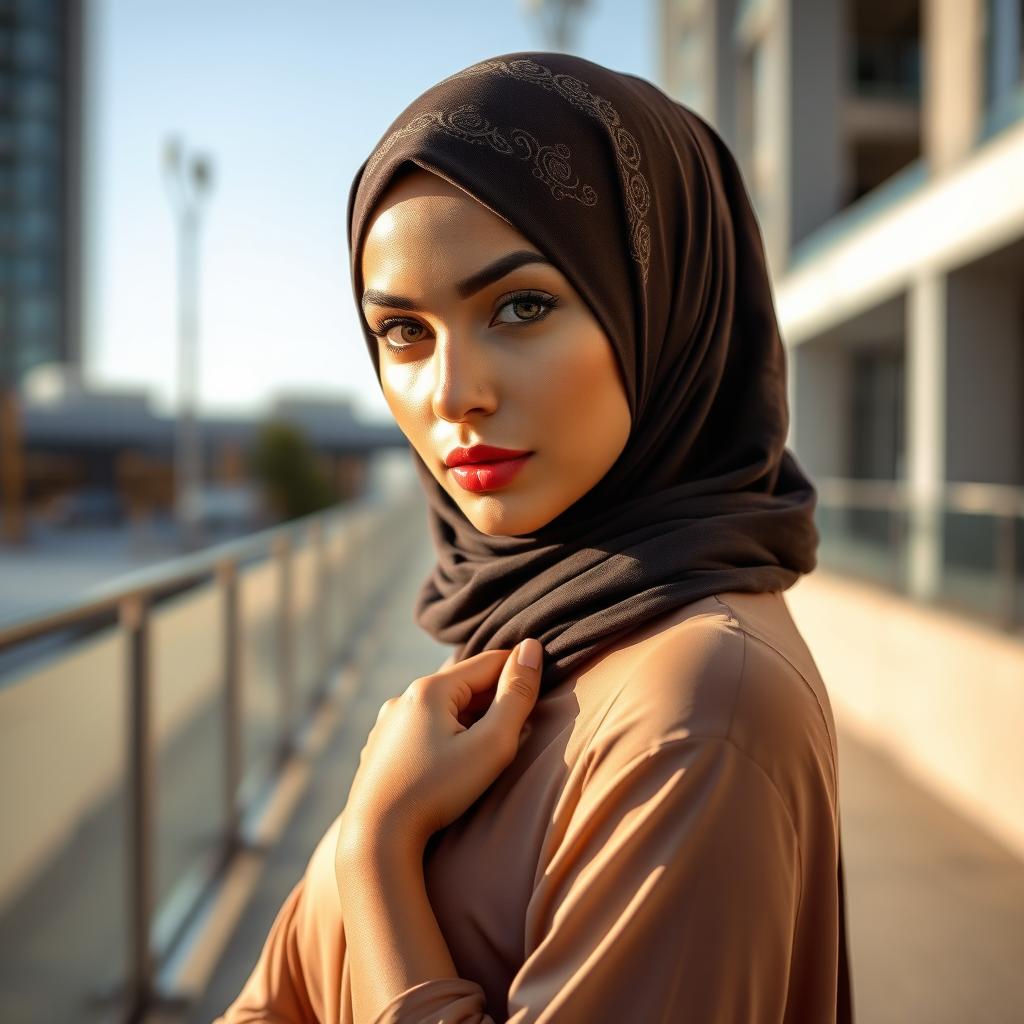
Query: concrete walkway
[[837, 722, 1024, 1023], [170, 540, 1024, 1023]]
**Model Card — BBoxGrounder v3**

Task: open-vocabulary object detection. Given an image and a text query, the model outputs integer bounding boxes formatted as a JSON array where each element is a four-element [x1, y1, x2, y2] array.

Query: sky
[[83, 0, 656, 425]]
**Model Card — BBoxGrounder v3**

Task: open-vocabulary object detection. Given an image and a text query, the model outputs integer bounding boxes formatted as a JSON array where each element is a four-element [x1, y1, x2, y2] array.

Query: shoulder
[[583, 591, 838, 818]]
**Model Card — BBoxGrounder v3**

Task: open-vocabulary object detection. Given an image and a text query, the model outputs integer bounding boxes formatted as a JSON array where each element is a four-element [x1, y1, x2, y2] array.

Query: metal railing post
[[217, 559, 243, 853], [121, 592, 155, 1021], [328, 521, 344, 664], [273, 533, 294, 762], [312, 518, 328, 696], [997, 512, 1019, 630]]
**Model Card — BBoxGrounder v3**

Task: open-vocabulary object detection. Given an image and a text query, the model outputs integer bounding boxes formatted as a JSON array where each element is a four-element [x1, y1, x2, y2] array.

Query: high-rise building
[[0, 0, 84, 387]]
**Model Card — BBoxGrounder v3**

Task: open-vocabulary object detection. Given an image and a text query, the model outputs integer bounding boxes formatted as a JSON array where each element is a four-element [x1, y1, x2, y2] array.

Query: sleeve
[[211, 875, 318, 1024], [370, 734, 802, 1024]]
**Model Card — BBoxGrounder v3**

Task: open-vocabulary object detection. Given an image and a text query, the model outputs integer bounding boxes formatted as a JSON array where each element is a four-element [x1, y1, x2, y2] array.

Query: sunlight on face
[[359, 168, 631, 537]]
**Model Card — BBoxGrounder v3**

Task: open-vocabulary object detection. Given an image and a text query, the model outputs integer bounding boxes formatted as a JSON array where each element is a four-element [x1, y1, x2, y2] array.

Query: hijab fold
[[347, 51, 819, 695]]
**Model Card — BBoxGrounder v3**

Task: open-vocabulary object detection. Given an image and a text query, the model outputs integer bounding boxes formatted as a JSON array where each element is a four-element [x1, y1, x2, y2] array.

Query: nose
[[430, 327, 497, 423]]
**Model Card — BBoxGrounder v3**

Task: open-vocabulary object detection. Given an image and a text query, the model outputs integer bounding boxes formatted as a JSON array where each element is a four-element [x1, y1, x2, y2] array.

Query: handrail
[[812, 476, 1022, 632], [0, 478, 424, 1023], [0, 496, 367, 655], [814, 476, 1024, 518]]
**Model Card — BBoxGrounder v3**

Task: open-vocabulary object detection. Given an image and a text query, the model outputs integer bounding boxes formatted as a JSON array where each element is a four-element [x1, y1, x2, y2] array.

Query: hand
[[340, 639, 544, 854]]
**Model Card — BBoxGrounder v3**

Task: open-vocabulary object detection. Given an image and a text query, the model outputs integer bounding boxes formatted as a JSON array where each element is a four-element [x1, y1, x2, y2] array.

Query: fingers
[[430, 648, 513, 695], [473, 639, 543, 757]]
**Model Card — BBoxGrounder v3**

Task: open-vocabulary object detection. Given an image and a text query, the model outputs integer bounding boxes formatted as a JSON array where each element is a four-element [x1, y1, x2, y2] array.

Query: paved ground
[[837, 722, 1024, 1023]]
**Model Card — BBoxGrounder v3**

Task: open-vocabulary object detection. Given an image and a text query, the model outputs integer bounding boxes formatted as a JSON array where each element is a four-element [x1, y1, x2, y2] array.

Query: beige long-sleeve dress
[[213, 589, 843, 1023]]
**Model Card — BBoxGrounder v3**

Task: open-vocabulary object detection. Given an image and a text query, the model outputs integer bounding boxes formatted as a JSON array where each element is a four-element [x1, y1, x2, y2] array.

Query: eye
[[375, 318, 430, 352], [491, 290, 559, 326]]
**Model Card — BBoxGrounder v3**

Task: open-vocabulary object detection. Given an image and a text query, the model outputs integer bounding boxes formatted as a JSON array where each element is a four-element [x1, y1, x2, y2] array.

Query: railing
[[814, 477, 1024, 632], [0, 478, 423, 1023]]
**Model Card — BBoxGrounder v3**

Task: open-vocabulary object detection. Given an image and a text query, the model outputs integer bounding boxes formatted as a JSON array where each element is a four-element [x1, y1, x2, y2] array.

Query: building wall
[[660, 0, 1024, 854]]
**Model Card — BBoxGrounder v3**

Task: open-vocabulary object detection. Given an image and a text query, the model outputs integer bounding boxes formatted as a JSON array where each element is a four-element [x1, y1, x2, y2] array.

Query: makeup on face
[[358, 169, 632, 537], [448, 453, 534, 493]]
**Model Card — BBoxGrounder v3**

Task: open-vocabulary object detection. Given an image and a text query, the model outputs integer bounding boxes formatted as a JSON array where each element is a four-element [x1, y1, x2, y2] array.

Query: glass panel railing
[[0, 473, 424, 1020], [940, 510, 1023, 624], [238, 554, 284, 794], [0, 629, 128, 1023], [815, 501, 907, 590], [150, 580, 225, 916], [292, 534, 322, 704], [813, 478, 1023, 632]]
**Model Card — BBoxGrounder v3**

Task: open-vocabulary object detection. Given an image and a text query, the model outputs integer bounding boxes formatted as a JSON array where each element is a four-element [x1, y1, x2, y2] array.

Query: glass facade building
[[0, 0, 82, 387]]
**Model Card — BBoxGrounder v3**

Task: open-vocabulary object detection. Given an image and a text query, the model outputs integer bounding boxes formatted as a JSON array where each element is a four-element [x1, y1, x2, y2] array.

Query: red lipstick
[[444, 445, 533, 493]]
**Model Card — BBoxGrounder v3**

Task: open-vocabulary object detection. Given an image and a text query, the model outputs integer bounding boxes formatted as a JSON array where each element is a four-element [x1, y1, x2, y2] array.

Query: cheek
[[536, 330, 629, 448], [380, 364, 432, 444], [381, 361, 424, 415]]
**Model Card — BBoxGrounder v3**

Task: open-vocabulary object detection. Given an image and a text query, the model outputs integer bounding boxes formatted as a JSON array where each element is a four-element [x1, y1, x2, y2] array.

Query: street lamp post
[[521, 0, 589, 50], [162, 137, 213, 552]]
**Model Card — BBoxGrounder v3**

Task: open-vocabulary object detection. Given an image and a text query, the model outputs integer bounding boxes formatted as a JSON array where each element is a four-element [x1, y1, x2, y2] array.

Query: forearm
[[337, 830, 460, 1023]]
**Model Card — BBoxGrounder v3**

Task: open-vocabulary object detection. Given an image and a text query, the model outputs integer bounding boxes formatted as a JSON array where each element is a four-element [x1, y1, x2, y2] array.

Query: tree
[[249, 419, 335, 521]]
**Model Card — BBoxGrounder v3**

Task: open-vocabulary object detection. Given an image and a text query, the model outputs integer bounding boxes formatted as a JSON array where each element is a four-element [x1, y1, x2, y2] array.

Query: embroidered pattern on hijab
[[364, 103, 599, 209], [444, 57, 652, 284], [346, 50, 820, 699]]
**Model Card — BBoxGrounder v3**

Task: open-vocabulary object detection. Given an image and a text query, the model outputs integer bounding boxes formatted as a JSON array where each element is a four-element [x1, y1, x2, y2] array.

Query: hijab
[[347, 51, 819, 695], [347, 53, 851, 1024]]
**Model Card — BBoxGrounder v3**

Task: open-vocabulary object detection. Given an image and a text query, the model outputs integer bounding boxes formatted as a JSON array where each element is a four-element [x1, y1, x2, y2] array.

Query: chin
[[455, 491, 560, 537]]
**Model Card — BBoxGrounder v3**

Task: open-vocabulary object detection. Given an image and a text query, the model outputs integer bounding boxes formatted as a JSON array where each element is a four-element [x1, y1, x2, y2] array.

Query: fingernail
[[517, 638, 542, 669]]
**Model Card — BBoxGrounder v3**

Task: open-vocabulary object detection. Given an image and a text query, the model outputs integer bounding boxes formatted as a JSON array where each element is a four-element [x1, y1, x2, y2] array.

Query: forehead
[[360, 169, 528, 281]]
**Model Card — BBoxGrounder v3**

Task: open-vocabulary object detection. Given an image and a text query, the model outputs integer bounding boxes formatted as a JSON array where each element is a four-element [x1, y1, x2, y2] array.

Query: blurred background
[[0, 0, 1021, 1021]]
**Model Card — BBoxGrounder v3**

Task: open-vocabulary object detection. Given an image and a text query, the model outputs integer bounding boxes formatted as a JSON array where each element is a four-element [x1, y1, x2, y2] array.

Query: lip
[[444, 444, 533, 468], [449, 454, 532, 493]]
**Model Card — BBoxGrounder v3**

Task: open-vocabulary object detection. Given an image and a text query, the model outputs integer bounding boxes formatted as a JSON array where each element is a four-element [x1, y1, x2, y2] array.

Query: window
[[984, 0, 1024, 109]]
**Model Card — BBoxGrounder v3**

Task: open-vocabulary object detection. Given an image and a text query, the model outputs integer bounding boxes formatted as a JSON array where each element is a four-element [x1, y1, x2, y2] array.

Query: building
[[660, 0, 1024, 864], [0, 0, 84, 384], [15, 368, 406, 530], [0, 0, 86, 545]]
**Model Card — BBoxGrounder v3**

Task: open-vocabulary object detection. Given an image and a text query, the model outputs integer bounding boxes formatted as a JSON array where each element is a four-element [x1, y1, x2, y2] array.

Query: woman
[[216, 51, 853, 1023]]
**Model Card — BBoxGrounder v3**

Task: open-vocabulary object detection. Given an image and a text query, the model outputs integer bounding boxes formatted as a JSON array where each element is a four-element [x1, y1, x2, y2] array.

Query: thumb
[[478, 638, 543, 754]]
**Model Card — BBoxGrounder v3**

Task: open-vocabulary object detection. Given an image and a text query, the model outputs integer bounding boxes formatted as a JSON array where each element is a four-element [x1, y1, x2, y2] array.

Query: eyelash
[[371, 290, 561, 354]]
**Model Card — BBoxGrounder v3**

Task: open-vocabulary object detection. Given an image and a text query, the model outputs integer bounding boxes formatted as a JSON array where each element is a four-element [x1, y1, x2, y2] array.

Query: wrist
[[337, 807, 429, 866]]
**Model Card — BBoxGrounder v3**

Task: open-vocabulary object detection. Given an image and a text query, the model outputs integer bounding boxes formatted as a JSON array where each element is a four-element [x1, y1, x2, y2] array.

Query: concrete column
[[786, 0, 844, 248], [923, 0, 985, 174], [735, 1, 789, 274], [906, 270, 947, 599], [709, 0, 741, 148]]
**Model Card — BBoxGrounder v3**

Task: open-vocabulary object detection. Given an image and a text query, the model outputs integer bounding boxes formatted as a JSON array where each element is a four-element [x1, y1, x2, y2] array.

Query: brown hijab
[[347, 52, 852, 1023], [347, 51, 819, 692]]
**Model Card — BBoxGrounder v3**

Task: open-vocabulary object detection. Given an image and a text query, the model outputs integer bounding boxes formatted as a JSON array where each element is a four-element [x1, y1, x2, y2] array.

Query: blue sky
[[84, 0, 656, 424]]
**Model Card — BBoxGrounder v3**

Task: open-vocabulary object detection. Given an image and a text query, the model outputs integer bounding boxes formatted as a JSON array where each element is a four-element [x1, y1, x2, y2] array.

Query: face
[[359, 168, 631, 537]]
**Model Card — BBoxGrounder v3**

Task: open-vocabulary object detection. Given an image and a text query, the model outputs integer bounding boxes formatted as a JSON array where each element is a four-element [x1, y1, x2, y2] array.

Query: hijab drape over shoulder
[[347, 51, 819, 695]]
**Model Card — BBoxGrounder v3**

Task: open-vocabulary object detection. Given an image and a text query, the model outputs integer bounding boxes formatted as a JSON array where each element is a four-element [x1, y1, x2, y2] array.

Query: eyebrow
[[361, 249, 553, 312]]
